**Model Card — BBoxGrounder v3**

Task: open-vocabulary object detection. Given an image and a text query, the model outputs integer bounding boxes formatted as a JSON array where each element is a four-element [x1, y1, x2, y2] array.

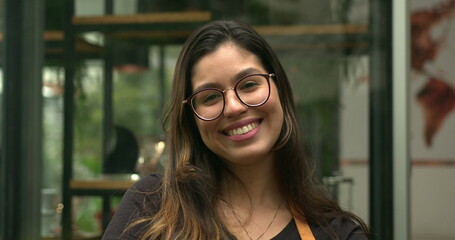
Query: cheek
[[268, 91, 285, 136], [268, 87, 284, 117], [195, 118, 217, 144], [195, 119, 205, 138]]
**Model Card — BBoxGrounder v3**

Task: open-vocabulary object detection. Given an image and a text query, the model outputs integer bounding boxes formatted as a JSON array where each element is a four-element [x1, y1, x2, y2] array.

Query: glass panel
[[257, 0, 371, 224], [72, 60, 104, 234], [42, 2, 66, 238], [410, 0, 455, 239], [112, 45, 177, 176], [73, 59, 103, 180], [42, 67, 64, 238], [338, 55, 369, 222]]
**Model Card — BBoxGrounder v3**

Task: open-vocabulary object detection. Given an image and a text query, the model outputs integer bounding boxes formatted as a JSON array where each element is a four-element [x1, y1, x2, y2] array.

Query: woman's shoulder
[[125, 173, 163, 209], [130, 173, 163, 192], [311, 216, 367, 240], [102, 173, 163, 240]]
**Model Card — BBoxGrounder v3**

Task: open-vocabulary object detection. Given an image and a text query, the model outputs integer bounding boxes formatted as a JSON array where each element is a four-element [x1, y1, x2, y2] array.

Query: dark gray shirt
[[103, 174, 367, 240]]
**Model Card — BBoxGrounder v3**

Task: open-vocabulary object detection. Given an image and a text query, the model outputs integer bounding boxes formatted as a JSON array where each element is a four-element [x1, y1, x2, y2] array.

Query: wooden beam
[[0, 31, 64, 41], [72, 11, 211, 25], [70, 180, 136, 190], [254, 24, 368, 36]]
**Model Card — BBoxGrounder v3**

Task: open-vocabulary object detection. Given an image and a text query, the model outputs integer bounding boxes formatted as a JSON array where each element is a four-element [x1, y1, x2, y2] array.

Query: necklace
[[227, 199, 282, 240]]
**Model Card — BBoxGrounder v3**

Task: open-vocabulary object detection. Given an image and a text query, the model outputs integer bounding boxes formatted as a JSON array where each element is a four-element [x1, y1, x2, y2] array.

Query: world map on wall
[[412, 0, 455, 147]]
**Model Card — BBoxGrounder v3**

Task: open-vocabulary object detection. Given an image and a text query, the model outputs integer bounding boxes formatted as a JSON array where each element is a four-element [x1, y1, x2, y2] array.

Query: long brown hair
[[126, 19, 369, 240]]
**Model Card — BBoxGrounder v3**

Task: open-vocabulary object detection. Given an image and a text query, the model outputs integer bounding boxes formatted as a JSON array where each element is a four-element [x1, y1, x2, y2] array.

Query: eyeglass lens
[[191, 74, 270, 120]]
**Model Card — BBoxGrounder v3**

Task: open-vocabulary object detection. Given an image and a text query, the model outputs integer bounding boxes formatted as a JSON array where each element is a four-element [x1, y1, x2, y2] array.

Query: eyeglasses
[[183, 73, 274, 121]]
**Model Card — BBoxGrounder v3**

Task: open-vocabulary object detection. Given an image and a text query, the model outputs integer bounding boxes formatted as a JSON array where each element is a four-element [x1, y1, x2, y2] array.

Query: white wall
[[340, 164, 455, 240], [411, 166, 455, 240]]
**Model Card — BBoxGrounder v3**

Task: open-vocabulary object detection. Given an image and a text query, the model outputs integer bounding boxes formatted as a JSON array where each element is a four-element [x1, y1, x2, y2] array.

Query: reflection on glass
[[113, 45, 178, 176]]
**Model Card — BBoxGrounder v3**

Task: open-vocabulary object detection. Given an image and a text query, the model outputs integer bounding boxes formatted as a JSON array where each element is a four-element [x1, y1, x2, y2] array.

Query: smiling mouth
[[225, 121, 260, 136]]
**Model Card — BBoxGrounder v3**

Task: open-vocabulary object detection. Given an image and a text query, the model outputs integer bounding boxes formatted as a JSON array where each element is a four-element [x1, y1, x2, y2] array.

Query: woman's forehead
[[190, 44, 265, 89]]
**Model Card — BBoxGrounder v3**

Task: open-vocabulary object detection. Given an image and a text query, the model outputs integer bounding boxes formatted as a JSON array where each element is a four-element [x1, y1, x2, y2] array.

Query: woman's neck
[[221, 154, 281, 206], [217, 154, 292, 240]]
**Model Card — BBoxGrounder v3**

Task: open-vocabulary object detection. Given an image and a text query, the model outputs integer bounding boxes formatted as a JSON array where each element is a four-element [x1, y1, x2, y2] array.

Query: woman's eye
[[239, 80, 260, 90], [202, 94, 221, 104]]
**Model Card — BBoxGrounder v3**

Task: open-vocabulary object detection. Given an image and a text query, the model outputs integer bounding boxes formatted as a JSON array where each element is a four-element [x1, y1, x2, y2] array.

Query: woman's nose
[[223, 90, 248, 117]]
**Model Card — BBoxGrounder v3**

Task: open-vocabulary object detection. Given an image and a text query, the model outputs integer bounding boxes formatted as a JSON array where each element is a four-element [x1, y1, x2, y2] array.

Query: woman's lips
[[226, 121, 259, 136], [223, 119, 262, 135]]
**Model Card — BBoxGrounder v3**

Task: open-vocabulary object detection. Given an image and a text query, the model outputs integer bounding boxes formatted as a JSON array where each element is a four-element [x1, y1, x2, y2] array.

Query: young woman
[[102, 20, 369, 240]]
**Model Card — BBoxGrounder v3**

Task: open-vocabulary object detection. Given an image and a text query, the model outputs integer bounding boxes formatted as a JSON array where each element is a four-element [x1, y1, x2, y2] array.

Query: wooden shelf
[[70, 179, 136, 191], [1, 31, 102, 58], [106, 30, 192, 40], [254, 24, 368, 36], [72, 11, 211, 25], [0, 31, 65, 41], [70, 11, 212, 32], [69, 179, 137, 197]]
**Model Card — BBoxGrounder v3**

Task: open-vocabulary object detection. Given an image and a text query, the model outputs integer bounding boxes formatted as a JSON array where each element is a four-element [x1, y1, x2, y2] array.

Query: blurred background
[[1, 0, 454, 240]]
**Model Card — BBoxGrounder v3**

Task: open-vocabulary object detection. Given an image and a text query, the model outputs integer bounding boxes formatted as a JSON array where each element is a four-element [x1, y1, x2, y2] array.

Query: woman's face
[[190, 43, 284, 166]]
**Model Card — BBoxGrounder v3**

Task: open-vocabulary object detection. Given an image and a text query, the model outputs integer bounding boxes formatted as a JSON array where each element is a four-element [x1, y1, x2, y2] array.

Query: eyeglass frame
[[183, 73, 275, 121]]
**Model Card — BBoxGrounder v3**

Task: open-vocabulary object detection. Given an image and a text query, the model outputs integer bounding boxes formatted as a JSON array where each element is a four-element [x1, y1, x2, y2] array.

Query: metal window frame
[[0, 0, 44, 239], [369, 0, 410, 239], [392, 0, 410, 239]]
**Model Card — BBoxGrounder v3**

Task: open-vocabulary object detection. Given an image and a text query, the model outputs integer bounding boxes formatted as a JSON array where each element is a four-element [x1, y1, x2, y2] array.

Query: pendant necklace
[[228, 199, 282, 240]]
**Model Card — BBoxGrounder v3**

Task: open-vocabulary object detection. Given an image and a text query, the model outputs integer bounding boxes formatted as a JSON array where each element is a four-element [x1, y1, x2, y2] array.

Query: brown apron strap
[[294, 217, 316, 240]]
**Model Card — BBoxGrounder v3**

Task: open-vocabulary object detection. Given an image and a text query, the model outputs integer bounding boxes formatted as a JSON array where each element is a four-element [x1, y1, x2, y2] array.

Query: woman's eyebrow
[[232, 67, 261, 81], [192, 67, 262, 93], [193, 82, 221, 93]]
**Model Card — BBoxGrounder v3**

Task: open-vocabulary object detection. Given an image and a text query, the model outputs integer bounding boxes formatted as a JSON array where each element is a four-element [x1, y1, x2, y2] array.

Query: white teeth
[[227, 122, 258, 136]]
